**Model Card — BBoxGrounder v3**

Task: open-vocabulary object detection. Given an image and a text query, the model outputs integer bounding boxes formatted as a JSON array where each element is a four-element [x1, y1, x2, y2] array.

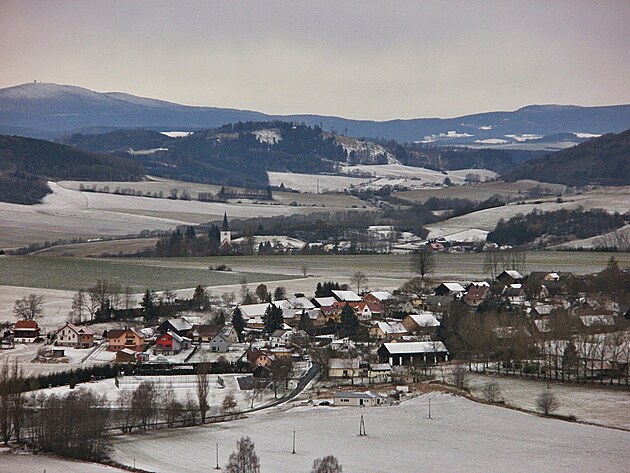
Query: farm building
[[158, 318, 193, 337], [328, 358, 362, 379], [378, 341, 449, 365], [401, 313, 440, 334]]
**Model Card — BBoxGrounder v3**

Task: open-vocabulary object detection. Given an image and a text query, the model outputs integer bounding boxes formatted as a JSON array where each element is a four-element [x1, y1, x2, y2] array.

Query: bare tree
[[196, 361, 211, 423], [69, 289, 86, 323], [350, 271, 368, 294], [481, 381, 502, 403], [247, 382, 265, 409], [451, 365, 468, 390], [311, 455, 343, 473], [225, 436, 260, 473], [301, 264, 309, 278], [222, 392, 237, 417], [536, 390, 559, 415], [411, 249, 435, 280], [13, 294, 43, 320], [240, 277, 249, 303]]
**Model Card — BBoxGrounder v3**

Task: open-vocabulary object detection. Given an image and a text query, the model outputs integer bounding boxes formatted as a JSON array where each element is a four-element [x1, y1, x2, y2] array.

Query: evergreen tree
[[273, 286, 287, 301], [140, 289, 158, 324], [339, 303, 359, 338], [263, 304, 284, 335], [231, 307, 245, 342]]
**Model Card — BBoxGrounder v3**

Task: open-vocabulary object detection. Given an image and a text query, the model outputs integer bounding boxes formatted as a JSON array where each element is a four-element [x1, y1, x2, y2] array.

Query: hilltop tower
[[220, 212, 231, 247]]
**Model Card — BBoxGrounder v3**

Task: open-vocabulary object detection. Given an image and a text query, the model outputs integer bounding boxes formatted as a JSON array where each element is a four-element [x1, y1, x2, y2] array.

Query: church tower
[[220, 212, 231, 247]]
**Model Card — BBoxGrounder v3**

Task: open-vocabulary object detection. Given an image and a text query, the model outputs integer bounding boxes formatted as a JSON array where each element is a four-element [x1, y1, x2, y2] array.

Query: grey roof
[[382, 341, 448, 354]]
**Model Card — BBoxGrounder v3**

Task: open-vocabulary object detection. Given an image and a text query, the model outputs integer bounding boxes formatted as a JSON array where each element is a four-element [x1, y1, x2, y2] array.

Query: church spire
[[222, 212, 229, 231]]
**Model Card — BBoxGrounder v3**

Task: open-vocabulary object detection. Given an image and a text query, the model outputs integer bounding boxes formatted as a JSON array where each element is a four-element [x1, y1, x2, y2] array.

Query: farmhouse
[[497, 270, 524, 285], [333, 391, 386, 407], [107, 327, 144, 352], [434, 282, 466, 297], [189, 324, 221, 343], [331, 290, 363, 302], [464, 285, 491, 307], [378, 341, 449, 365], [55, 323, 95, 348], [12, 320, 41, 343], [370, 321, 408, 340]]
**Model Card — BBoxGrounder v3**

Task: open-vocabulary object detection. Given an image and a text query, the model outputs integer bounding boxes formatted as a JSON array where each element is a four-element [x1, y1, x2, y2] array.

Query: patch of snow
[[478, 125, 493, 130], [252, 129, 282, 145], [505, 134, 543, 142], [336, 137, 399, 164], [474, 138, 508, 144], [127, 148, 168, 155], [418, 131, 474, 143], [160, 131, 193, 138], [574, 132, 601, 139]]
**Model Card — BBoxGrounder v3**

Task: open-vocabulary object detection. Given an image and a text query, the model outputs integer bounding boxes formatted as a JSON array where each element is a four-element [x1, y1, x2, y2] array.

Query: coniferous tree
[[263, 305, 284, 335], [231, 307, 245, 342]]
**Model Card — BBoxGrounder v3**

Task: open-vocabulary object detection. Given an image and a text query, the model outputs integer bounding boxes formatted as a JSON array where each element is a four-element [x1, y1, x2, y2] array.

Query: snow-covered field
[[268, 172, 371, 193], [425, 187, 630, 239], [110, 393, 630, 473], [340, 163, 498, 184]]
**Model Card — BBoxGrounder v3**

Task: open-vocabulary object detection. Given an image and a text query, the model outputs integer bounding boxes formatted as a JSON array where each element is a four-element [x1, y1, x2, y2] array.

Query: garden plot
[[111, 393, 630, 473], [35, 373, 276, 412]]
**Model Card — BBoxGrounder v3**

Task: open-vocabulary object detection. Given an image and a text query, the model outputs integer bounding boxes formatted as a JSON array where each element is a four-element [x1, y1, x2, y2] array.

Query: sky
[[1, 0, 629, 120]]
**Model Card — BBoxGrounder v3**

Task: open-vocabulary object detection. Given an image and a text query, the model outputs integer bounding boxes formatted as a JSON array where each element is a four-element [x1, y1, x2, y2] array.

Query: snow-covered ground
[[0, 453, 129, 473], [111, 393, 629, 473], [340, 164, 497, 183], [268, 172, 371, 193]]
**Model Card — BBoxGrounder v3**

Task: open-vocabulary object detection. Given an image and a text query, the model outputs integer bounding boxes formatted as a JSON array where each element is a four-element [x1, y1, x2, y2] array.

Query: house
[[579, 313, 616, 328], [157, 318, 193, 337], [328, 358, 362, 379], [367, 363, 392, 383], [209, 332, 230, 352], [221, 325, 240, 343], [189, 324, 221, 343], [424, 295, 454, 312], [154, 331, 192, 355], [247, 349, 274, 368], [270, 329, 293, 347], [333, 391, 386, 407], [107, 327, 144, 352], [55, 323, 95, 348], [12, 320, 41, 343], [401, 313, 440, 334], [497, 270, 524, 285], [369, 321, 408, 340], [378, 341, 449, 365], [464, 285, 491, 307], [504, 284, 526, 305], [434, 282, 466, 297]]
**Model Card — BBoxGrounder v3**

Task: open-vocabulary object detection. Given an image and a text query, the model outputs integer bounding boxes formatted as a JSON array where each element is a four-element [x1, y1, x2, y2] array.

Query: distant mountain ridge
[[507, 128, 630, 186], [1, 82, 629, 144]]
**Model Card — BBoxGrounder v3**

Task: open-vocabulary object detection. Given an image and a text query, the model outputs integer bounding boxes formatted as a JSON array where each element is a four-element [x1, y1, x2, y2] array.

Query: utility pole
[[292, 430, 296, 454], [215, 442, 220, 469], [359, 415, 366, 436], [428, 397, 432, 419]]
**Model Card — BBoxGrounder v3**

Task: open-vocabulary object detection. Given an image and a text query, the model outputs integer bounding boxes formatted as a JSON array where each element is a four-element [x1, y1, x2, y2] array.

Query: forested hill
[[507, 129, 630, 186], [0, 135, 145, 204]]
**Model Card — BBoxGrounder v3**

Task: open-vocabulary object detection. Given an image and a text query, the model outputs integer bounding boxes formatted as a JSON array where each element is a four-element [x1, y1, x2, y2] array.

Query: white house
[[55, 323, 95, 348], [209, 332, 230, 353], [333, 391, 387, 407]]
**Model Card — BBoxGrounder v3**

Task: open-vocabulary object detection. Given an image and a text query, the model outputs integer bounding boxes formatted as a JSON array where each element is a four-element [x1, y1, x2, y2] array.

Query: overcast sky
[[1, 1, 629, 120]]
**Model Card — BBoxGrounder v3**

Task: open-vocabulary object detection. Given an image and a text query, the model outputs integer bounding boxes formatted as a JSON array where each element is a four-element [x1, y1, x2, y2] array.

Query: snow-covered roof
[[368, 291, 393, 301], [406, 313, 440, 327], [333, 391, 385, 399], [331, 290, 363, 302], [500, 270, 523, 280], [438, 282, 466, 292], [313, 297, 336, 307], [382, 341, 448, 354], [165, 318, 192, 332], [329, 358, 360, 369], [580, 315, 615, 327], [376, 321, 407, 335], [288, 296, 315, 309], [239, 303, 271, 318]]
